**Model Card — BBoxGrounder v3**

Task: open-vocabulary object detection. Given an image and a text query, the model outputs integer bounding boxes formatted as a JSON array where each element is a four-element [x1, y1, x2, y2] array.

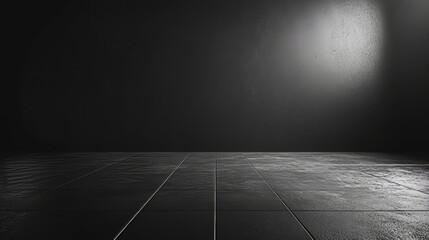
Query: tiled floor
[[0, 152, 428, 239]]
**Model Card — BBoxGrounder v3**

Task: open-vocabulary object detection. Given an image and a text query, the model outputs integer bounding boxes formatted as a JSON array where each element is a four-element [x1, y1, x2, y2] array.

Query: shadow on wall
[[383, 0, 429, 151]]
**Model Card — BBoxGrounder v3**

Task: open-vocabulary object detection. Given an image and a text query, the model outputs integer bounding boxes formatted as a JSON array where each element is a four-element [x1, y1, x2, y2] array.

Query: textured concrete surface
[[289, 0, 383, 88], [0, 152, 428, 239]]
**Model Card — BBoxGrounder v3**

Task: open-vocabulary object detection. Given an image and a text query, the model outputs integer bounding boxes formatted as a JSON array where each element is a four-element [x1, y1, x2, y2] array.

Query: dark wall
[[4, 0, 429, 152], [4, 0, 74, 153], [383, 0, 429, 151]]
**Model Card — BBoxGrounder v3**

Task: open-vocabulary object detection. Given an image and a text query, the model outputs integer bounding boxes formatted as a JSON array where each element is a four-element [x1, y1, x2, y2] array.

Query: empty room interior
[[2, 0, 429, 239]]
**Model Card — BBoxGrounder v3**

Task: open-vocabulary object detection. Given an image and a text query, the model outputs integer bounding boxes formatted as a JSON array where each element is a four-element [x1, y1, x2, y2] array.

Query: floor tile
[[8, 189, 154, 211], [359, 166, 429, 193], [119, 211, 213, 239], [217, 190, 284, 210], [0, 190, 40, 210], [144, 190, 214, 210], [217, 211, 311, 240], [0, 210, 133, 240], [163, 171, 214, 190], [295, 211, 429, 240], [64, 173, 168, 190], [278, 188, 429, 211], [216, 171, 269, 190]]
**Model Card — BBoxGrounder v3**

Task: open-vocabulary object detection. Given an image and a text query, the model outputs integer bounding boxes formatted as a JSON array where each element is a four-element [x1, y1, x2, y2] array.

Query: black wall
[[4, 0, 429, 152], [383, 0, 429, 152]]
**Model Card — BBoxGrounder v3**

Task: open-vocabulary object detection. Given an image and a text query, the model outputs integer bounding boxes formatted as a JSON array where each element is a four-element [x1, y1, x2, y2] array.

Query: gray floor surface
[[0, 152, 428, 239]]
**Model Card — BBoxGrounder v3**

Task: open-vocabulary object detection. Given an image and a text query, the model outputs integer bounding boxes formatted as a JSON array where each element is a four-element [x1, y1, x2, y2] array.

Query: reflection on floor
[[0, 152, 428, 239]]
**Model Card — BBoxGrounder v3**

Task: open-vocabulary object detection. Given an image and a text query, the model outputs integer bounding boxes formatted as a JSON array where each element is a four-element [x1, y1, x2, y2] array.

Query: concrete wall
[[4, 0, 429, 152]]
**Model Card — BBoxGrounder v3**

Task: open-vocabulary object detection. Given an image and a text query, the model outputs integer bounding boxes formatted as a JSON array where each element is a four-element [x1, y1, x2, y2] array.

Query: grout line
[[283, 209, 429, 212], [2, 209, 428, 213], [214, 153, 217, 240], [113, 152, 190, 240], [243, 163, 429, 167], [338, 164, 429, 167], [128, 209, 429, 212], [10, 187, 416, 191], [243, 154, 316, 240], [45, 154, 138, 193]]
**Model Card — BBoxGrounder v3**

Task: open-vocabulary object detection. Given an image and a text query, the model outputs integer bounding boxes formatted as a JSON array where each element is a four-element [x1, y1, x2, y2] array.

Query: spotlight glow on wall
[[289, 0, 383, 88]]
